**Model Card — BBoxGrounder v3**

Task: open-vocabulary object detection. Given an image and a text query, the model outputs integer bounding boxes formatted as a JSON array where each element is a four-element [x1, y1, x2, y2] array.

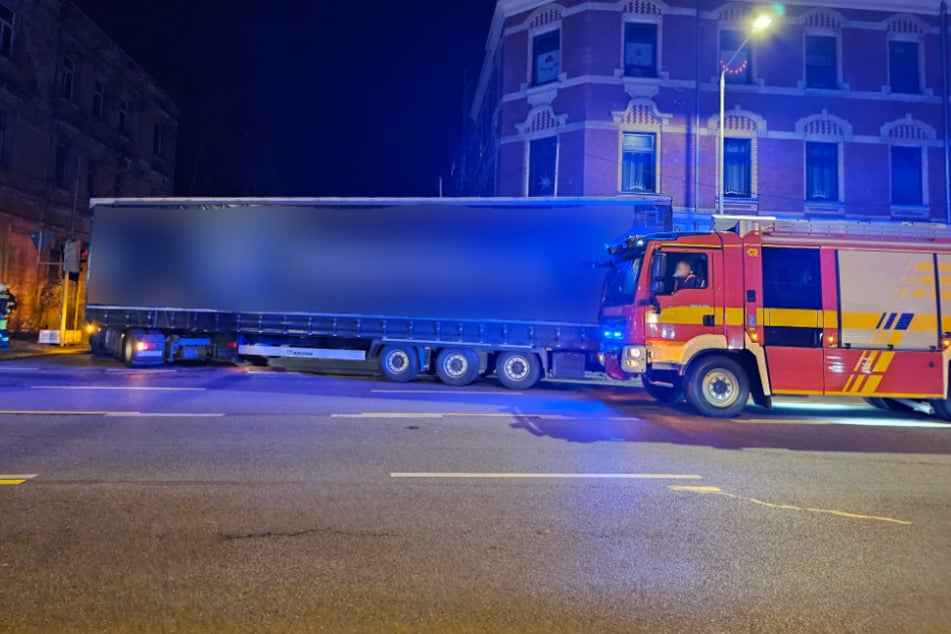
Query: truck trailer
[[600, 215, 951, 420], [85, 196, 671, 389]]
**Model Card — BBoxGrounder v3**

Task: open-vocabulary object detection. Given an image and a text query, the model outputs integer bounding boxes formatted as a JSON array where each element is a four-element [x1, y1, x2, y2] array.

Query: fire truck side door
[[760, 247, 825, 395], [649, 248, 721, 346]]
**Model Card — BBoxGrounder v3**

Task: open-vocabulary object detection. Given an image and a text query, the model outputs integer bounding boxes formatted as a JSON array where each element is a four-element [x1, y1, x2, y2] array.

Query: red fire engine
[[600, 217, 951, 419]]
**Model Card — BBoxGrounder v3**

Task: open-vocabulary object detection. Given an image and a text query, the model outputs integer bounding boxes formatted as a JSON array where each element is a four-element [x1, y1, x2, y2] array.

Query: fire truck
[[600, 216, 951, 419]]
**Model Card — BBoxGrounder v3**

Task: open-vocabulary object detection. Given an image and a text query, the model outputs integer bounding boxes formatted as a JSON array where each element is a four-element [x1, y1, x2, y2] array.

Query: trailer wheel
[[642, 374, 684, 404], [435, 348, 480, 387], [685, 355, 749, 418], [121, 331, 138, 367], [379, 345, 419, 383], [496, 351, 542, 390]]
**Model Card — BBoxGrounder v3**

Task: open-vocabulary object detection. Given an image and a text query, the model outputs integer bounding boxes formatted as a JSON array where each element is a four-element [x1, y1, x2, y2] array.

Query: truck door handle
[[703, 315, 715, 327]]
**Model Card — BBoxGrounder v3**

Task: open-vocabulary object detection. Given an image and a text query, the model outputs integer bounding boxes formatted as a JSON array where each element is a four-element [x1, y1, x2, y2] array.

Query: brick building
[[463, 0, 951, 227], [0, 0, 178, 330]]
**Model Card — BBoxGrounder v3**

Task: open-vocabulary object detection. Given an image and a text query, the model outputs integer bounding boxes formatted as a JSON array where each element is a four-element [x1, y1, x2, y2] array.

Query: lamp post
[[718, 14, 774, 215]]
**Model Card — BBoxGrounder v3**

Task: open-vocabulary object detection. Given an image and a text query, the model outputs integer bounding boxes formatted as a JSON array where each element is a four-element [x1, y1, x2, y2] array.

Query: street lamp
[[718, 14, 774, 215]]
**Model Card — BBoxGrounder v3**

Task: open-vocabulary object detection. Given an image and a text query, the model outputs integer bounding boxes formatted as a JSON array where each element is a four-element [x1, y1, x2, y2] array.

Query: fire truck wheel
[[930, 399, 951, 422], [642, 375, 684, 403], [685, 355, 750, 418], [496, 351, 542, 390], [379, 345, 419, 383], [435, 348, 480, 387]]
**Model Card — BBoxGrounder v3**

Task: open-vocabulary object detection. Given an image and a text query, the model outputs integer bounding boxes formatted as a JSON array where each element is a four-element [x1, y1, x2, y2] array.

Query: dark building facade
[[0, 0, 178, 330], [464, 0, 951, 228]]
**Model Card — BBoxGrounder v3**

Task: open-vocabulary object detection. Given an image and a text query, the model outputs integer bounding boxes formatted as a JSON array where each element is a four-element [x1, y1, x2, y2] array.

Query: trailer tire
[[121, 331, 139, 367], [496, 351, 542, 390], [379, 345, 419, 383], [685, 355, 750, 418], [435, 348, 480, 387], [642, 374, 684, 404]]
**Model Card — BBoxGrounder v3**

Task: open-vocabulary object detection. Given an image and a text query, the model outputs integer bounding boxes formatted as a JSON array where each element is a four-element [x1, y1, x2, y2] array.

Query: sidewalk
[[0, 337, 88, 361]]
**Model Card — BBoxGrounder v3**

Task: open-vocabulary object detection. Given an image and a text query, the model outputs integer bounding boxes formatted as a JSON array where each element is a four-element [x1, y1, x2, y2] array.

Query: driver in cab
[[672, 260, 700, 292]]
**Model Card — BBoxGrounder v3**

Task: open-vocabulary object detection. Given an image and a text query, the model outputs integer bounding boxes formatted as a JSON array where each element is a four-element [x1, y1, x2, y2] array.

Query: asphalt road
[[0, 355, 949, 633]]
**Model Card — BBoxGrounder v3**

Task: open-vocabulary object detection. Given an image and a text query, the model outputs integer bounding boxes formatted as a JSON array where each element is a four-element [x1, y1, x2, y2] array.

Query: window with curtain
[[723, 138, 752, 198], [532, 30, 560, 86], [806, 142, 839, 201], [528, 136, 557, 196], [889, 40, 920, 94], [621, 132, 656, 193], [805, 35, 837, 89], [891, 146, 923, 206], [624, 23, 658, 78]]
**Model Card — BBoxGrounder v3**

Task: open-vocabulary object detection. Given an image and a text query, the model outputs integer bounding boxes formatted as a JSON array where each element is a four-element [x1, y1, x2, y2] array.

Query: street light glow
[[752, 15, 773, 32]]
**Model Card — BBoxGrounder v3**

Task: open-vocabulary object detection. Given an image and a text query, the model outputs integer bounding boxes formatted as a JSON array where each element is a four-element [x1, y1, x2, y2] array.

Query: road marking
[[668, 485, 911, 525], [371, 389, 525, 396], [105, 412, 225, 418], [0, 410, 223, 417], [392, 472, 703, 480], [0, 367, 40, 372], [669, 485, 723, 492], [0, 474, 37, 486], [31, 386, 206, 392]]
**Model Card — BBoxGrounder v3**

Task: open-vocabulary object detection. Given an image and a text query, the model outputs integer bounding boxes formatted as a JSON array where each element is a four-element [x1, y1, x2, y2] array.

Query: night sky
[[73, 0, 496, 197]]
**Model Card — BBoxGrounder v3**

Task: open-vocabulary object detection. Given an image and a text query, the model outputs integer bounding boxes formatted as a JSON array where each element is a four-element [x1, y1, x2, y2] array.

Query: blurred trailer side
[[84, 197, 671, 388]]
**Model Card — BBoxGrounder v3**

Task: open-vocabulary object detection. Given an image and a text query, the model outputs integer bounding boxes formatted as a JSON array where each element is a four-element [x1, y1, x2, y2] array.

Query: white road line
[[391, 472, 703, 480], [0, 367, 40, 372], [31, 386, 206, 391], [371, 389, 525, 396], [104, 412, 226, 418]]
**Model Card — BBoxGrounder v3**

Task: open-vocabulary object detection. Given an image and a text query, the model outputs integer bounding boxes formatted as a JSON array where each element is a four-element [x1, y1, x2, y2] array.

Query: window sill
[[890, 204, 930, 220], [804, 201, 845, 216]]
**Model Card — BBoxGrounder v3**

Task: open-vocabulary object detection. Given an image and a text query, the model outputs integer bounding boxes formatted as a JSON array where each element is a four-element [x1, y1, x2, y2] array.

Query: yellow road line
[[0, 474, 37, 486], [669, 485, 911, 525]]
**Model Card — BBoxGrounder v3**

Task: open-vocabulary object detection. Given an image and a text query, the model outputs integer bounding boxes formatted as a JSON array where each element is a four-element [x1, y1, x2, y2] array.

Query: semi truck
[[600, 215, 951, 420], [84, 196, 671, 390]]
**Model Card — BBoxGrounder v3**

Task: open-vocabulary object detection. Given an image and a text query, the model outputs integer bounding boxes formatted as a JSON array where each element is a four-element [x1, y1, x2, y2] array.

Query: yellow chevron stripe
[[860, 375, 884, 395], [873, 351, 896, 373]]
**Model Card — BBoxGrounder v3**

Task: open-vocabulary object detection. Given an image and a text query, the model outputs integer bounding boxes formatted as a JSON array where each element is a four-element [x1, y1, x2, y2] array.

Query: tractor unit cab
[[600, 216, 951, 420]]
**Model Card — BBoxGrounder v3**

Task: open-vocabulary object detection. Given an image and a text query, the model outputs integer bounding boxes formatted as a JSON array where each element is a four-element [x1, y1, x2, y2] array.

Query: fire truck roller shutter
[[837, 250, 940, 351]]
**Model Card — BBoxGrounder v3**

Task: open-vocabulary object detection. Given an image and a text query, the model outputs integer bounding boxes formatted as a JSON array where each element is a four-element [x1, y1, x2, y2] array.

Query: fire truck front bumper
[[603, 345, 648, 378]]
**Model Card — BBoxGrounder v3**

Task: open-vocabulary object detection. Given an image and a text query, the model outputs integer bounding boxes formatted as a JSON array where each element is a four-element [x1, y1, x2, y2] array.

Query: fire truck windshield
[[603, 253, 642, 307]]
